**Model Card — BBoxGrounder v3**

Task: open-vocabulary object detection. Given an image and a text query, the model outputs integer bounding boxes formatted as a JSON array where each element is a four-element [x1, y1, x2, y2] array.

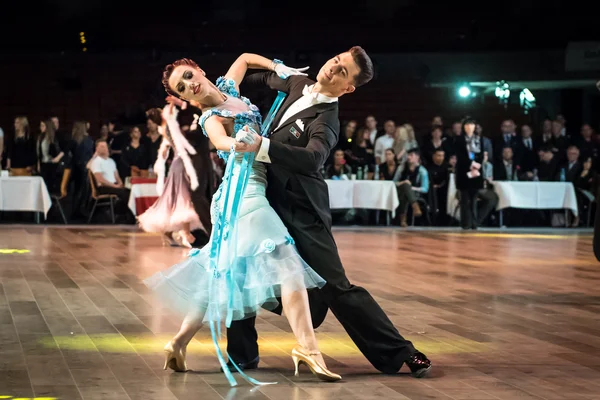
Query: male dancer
[[230, 46, 432, 377]]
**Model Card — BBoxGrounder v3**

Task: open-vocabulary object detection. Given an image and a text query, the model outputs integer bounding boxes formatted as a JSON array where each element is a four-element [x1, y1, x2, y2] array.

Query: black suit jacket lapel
[[269, 90, 304, 134], [272, 102, 337, 137]]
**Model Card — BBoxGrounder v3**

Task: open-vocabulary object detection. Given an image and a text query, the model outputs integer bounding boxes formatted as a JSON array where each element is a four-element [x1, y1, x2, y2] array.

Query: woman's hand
[[274, 63, 309, 79]]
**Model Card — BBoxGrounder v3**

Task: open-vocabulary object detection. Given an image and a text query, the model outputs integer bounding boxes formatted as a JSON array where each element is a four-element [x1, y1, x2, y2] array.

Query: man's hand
[[471, 161, 481, 170]]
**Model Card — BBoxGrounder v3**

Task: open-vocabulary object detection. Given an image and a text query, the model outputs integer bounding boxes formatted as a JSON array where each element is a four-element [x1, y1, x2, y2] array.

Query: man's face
[[384, 120, 395, 135], [521, 125, 532, 138], [502, 147, 513, 161], [501, 120, 515, 134], [432, 116, 442, 126], [316, 52, 361, 97], [408, 152, 419, 165], [567, 147, 579, 162], [433, 151, 444, 165], [365, 116, 377, 130], [51, 117, 59, 130], [452, 123, 461, 135], [541, 151, 553, 162], [96, 142, 109, 157], [581, 124, 593, 139]]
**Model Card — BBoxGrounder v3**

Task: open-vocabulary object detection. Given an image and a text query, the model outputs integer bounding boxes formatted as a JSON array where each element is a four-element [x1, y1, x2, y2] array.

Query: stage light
[[458, 85, 471, 98], [519, 88, 536, 114], [495, 81, 510, 100], [83, 47, 87, 52], [80, 31, 84, 36]]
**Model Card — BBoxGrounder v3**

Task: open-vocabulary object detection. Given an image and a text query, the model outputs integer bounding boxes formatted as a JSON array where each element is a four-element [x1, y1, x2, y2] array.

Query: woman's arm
[[224, 53, 308, 92], [204, 116, 237, 152]]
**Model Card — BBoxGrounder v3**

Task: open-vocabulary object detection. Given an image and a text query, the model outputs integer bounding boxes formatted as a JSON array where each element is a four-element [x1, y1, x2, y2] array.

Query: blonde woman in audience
[[392, 125, 407, 164], [6, 116, 36, 175], [403, 124, 419, 152]]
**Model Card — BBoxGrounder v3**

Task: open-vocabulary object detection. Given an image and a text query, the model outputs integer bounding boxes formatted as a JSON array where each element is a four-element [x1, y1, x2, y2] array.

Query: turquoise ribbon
[[207, 91, 287, 387]]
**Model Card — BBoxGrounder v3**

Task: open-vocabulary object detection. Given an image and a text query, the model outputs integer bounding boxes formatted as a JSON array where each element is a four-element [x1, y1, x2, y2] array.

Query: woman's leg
[[281, 284, 327, 368], [171, 309, 205, 350]]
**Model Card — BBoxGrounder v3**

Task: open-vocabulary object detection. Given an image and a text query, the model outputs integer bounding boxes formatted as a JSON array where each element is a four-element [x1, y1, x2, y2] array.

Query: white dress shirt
[[374, 134, 395, 163], [256, 85, 338, 163]]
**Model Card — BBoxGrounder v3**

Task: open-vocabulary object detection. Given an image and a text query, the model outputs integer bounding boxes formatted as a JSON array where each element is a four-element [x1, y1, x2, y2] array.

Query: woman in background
[[137, 108, 203, 248], [6, 116, 36, 174], [37, 119, 64, 193], [70, 121, 95, 220]]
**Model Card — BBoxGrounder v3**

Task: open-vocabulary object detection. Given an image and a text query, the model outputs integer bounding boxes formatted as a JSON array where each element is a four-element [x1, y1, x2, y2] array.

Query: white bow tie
[[302, 85, 320, 101]]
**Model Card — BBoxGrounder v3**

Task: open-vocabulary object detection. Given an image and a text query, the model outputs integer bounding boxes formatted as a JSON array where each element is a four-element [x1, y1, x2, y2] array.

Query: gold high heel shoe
[[163, 341, 188, 372], [162, 232, 177, 247], [291, 346, 341, 382]]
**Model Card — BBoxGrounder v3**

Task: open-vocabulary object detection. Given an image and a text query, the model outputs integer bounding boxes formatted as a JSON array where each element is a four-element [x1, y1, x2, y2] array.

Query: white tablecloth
[[493, 181, 578, 216], [0, 176, 52, 217], [128, 179, 400, 216], [447, 174, 578, 218], [326, 180, 399, 215]]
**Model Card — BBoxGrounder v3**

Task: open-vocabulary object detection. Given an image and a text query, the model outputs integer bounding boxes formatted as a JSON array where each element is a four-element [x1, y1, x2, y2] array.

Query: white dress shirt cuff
[[256, 137, 271, 163]]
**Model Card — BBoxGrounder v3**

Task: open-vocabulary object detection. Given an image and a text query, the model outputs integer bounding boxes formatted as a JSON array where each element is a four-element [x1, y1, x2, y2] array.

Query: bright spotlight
[[458, 86, 471, 98]]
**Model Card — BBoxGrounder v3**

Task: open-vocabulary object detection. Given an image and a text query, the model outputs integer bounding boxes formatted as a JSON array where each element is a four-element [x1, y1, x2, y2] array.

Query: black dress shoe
[[405, 351, 431, 378], [220, 356, 259, 373]]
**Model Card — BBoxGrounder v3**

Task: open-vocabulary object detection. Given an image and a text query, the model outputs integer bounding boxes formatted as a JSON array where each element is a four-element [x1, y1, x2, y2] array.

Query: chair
[[50, 168, 71, 224], [10, 168, 32, 176], [87, 169, 118, 224]]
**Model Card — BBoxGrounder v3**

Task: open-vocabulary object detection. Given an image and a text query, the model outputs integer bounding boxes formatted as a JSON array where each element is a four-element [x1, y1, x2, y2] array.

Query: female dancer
[[137, 108, 204, 248], [144, 53, 341, 385]]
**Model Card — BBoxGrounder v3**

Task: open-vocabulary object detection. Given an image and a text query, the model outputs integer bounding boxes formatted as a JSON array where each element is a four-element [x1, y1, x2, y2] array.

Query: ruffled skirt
[[138, 157, 204, 233], [144, 188, 325, 323]]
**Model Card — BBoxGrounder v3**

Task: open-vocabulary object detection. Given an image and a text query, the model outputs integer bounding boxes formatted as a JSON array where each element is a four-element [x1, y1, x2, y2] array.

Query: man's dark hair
[[349, 46, 374, 87]]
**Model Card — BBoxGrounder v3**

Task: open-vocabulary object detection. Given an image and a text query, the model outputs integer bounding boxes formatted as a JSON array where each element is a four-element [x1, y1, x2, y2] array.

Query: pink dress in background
[[137, 156, 204, 233]]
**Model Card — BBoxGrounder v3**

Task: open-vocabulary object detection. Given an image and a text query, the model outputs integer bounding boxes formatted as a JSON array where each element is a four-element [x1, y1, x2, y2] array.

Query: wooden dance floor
[[1, 225, 599, 400]]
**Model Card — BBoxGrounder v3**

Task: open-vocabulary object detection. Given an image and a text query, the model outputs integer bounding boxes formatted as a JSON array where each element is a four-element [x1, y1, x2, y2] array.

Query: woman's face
[[130, 127, 141, 140], [40, 121, 47, 133], [432, 128, 442, 140], [14, 118, 21, 130], [464, 123, 475, 135], [584, 157, 593, 170], [100, 124, 109, 137], [385, 149, 395, 163], [345, 120, 357, 136], [168, 65, 211, 103], [334, 150, 345, 164], [361, 128, 370, 141]]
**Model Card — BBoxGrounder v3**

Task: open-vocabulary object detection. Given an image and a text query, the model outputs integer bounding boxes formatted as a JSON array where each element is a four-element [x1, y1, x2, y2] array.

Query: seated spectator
[[427, 148, 449, 225], [324, 149, 352, 179], [494, 146, 522, 181], [565, 145, 582, 183], [379, 148, 399, 180], [121, 126, 150, 177], [349, 127, 375, 172], [538, 146, 560, 181], [392, 149, 429, 227], [6, 116, 36, 174], [89, 139, 132, 221]]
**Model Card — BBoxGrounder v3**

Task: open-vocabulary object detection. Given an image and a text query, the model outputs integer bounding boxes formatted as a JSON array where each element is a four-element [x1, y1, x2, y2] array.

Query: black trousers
[[226, 201, 416, 373]]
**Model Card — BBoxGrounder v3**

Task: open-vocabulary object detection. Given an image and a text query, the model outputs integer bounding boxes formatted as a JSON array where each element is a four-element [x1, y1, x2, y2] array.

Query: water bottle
[[373, 164, 380, 180], [559, 168, 566, 182], [356, 166, 363, 180], [363, 165, 369, 180]]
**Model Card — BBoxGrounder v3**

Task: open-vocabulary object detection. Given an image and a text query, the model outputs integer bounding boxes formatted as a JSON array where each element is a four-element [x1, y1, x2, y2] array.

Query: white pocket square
[[295, 119, 305, 131]]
